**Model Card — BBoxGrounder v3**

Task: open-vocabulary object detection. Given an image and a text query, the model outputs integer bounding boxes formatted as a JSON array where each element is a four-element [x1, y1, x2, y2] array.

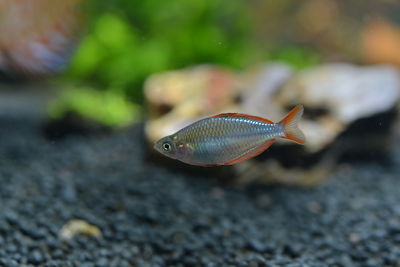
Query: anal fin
[[223, 139, 276, 165]]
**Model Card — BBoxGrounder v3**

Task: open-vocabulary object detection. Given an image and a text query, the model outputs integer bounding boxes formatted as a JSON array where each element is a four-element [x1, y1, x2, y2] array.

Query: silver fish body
[[175, 116, 283, 165]]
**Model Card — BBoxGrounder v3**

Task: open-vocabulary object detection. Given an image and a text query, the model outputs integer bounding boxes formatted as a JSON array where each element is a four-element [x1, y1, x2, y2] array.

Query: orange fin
[[223, 139, 276, 165], [212, 113, 274, 124], [278, 105, 305, 145]]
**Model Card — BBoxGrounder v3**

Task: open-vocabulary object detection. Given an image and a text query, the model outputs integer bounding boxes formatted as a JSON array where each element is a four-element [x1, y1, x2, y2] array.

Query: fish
[[0, 0, 83, 77], [154, 105, 305, 166]]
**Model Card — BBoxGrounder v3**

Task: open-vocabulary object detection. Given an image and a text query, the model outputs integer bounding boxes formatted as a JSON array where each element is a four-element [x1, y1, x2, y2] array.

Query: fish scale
[[177, 116, 283, 164]]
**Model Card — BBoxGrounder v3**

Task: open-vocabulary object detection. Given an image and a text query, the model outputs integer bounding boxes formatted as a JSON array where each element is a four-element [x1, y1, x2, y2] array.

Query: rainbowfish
[[154, 105, 305, 166], [0, 0, 83, 76]]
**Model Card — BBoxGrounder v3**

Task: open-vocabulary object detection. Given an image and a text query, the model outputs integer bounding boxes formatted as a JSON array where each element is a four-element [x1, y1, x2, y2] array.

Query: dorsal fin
[[212, 113, 274, 124]]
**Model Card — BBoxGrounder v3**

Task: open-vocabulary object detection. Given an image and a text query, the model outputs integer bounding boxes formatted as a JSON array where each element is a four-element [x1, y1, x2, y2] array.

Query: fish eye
[[162, 142, 172, 151]]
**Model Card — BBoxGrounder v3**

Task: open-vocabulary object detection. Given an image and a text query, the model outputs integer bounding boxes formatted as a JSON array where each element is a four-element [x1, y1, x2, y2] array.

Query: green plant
[[66, 0, 259, 102], [48, 87, 141, 128]]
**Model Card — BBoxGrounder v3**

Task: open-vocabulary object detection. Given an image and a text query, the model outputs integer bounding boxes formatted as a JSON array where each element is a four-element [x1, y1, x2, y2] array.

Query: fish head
[[154, 134, 192, 161]]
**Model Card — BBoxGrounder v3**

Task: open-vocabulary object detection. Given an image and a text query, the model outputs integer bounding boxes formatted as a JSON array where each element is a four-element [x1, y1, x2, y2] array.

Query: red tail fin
[[278, 105, 305, 145]]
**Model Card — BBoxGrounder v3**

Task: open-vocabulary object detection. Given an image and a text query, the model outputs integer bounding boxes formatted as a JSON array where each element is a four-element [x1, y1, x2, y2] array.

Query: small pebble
[[307, 201, 323, 214], [59, 220, 102, 240]]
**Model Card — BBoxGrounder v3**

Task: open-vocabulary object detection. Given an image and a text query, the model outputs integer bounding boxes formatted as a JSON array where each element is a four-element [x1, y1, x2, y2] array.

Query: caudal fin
[[278, 105, 305, 145]]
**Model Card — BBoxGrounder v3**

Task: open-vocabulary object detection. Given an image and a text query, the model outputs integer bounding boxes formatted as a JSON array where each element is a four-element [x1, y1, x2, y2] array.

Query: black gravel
[[1, 103, 400, 266]]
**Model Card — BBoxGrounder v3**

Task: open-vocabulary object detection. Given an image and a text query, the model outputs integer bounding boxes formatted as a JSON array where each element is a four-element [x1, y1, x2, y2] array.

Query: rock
[[144, 65, 237, 142], [28, 250, 44, 265], [145, 63, 400, 185], [307, 201, 323, 214], [239, 63, 294, 118], [59, 220, 102, 240], [277, 63, 400, 152], [348, 233, 361, 244]]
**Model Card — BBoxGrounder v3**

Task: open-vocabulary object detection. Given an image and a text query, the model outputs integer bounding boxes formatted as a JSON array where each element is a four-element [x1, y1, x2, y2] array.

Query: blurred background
[[1, 0, 400, 265], [1, 0, 399, 126], [64, 0, 400, 98]]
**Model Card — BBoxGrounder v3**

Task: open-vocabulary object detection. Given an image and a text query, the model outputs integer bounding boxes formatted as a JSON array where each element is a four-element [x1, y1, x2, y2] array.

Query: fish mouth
[[153, 142, 159, 151], [153, 141, 163, 153]]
